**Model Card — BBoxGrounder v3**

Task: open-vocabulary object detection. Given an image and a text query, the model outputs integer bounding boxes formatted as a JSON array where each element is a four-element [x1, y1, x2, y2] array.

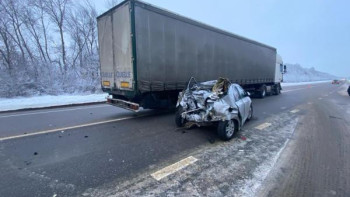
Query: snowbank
[[0, 94, 108, 112]]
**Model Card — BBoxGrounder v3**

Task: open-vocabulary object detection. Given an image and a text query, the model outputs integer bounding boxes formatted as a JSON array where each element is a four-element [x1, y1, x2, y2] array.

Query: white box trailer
[[97, 0, 285, 111]]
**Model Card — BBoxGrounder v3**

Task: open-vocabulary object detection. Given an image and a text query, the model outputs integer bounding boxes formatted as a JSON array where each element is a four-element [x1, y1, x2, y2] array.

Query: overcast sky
[[93, 0, 350, 77]]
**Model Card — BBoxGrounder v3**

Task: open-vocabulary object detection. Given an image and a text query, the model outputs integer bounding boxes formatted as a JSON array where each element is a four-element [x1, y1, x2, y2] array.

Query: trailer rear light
[[103, 81, 110, 86], [120, 81, 129, 88]]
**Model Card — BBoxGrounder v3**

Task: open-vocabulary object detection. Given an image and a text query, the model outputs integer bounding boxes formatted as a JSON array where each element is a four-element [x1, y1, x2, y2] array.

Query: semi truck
[[97, 0, 286, 111]]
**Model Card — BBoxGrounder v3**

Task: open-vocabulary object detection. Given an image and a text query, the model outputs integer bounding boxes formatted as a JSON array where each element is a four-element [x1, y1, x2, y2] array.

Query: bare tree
[[42, 0, 70, 73], [23, 6, 47, 62], [0, 0, 101, 97], [33, 0, 52, 63], [0, 0, 35, 62], [0, 20, 14, 73]]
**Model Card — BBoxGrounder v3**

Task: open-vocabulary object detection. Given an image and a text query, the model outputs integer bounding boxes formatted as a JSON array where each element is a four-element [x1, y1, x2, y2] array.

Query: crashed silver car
[[175, 77, 253, 141]]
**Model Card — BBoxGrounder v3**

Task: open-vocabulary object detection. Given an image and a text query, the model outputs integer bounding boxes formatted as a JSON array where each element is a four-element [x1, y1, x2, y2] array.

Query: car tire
[[259, 85, 267, 98], [175, 107, 186, 127], [217, 120, 237, 141], [247, 105, 253, 121]]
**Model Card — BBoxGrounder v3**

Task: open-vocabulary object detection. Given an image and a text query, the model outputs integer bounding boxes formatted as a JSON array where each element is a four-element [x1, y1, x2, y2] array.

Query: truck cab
[[275, 54, 286, 83]]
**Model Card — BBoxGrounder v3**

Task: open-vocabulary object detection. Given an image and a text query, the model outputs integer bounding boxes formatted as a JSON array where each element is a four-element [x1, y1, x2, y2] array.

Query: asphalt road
[[259, 82, 350, 197], [0, 82, 348, 196]]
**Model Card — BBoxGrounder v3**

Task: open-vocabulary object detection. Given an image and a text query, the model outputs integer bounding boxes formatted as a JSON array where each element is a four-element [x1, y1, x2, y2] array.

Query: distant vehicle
[[175, 78, 252, 141], [332, 80, 340, 84], [97, 0, 286, 112], [347, 85, 350, 96]]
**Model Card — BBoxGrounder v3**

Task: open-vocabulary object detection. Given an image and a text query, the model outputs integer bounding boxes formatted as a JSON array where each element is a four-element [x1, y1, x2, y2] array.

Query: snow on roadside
[[281, 80, 331, 87], [0, 94, 108, 112]]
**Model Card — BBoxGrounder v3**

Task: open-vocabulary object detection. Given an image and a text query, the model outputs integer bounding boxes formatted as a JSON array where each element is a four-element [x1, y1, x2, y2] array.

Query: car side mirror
[[284, 65, 287, 73]]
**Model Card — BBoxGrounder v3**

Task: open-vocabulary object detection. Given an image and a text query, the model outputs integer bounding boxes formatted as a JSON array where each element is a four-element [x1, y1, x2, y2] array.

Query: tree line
[[0, 0, 100, 97]]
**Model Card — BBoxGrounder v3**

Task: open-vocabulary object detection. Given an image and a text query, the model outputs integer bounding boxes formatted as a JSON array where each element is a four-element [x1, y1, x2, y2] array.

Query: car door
[[236, 85, 251, 122], [231, 85, 246, 123]]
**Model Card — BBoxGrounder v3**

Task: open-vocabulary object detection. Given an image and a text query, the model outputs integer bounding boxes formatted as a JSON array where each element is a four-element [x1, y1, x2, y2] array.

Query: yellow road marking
[[151, 156, 198, 181], [255, 122, 272, 130], [290, 109, 300, 113], [0, 115, 148, 141], [0, 105, 109, 119]]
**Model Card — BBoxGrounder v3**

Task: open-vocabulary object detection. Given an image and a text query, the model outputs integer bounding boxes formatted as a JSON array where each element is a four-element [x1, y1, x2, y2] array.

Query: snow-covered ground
[[0, 94, 108, 112], [281, 80, 331, 87], [283, 64, 337, 82]]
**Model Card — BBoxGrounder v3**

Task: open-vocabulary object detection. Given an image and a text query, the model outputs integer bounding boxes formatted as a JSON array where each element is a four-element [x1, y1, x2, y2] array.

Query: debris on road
[[241, 136, 247, 141]]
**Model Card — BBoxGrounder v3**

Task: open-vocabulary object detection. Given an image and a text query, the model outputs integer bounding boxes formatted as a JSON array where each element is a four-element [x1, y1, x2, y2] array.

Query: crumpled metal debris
[[177, 77, 239, 124], [212, 77, 230, 94]]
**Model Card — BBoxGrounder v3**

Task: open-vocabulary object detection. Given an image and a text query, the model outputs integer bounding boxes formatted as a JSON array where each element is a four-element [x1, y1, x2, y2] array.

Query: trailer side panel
[[134, 2, 276, 92]]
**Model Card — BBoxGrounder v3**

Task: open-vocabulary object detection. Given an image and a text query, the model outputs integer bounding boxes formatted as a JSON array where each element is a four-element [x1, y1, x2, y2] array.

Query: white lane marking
[[0, 105, 109, 119], [151, 156, 198, 181], [318, 97, 323, 100], [282, 87, 310, 93], [255, 122, 272, 130], [0, 115, 147, 141], [290, 109, 300, 113], [308, 102, 313, 105], [281, 107, 287, 110]]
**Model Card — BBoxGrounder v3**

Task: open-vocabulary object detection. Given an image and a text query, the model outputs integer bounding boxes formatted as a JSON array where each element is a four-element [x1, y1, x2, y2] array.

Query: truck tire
[[217, 120, 237, 141], [175, 107, 186, 127], [259, 85, 267, 98], [274, 85, 281, 95]]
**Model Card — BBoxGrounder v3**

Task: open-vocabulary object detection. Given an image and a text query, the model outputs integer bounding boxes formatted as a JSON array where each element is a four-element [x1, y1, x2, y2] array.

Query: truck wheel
[[175, 107, 186, 127], [247, 105, 253, 121], [217, 120, 237, 141], [259, 85, 267, 98], [274, 85, 281, 95]]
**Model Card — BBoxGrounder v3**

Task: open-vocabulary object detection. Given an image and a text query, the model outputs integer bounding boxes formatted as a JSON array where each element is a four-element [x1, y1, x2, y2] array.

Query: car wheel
[[217, 120, 237, 141], [247, 105, 253, 121], [175, 107, 186, 127]]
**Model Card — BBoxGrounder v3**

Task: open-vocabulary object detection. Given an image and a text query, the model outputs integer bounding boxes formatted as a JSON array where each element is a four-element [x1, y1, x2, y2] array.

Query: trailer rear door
[[98, 13, 114, 89], [98, 2, 134, 91], [112, 3, 134, 90]]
